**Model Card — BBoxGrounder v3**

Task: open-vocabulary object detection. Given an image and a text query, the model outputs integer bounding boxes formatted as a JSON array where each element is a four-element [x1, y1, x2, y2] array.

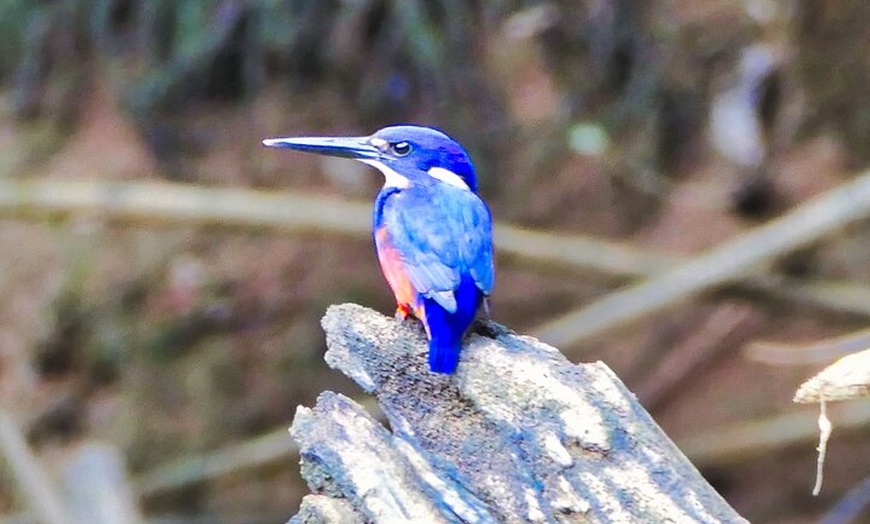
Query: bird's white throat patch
[[427, 167, 470, 190], [359, 159, 410, 189]]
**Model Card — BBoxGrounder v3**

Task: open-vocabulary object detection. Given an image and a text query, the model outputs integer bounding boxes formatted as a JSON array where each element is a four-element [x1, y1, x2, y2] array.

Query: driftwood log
[[288, 304, 746, 523]]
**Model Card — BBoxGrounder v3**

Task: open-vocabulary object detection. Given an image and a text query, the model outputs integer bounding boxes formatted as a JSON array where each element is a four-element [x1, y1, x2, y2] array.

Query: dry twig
[[818, 476, 870, 524], [64, 442, 144, 524], [677, 398, 870, 467], [635, 304, 761, 409], [135, 426, 296, 499], [0, 179, 867, 319], [746, 328, 870, 365], [0, 410, 70, 524], [533, 172, 870, 349]]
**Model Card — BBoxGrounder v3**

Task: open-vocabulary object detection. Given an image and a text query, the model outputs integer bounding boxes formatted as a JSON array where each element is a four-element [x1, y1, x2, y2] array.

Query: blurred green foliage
[[0, 0, 517, 187], [2, 1, 867, 193], [1, 0, 506, 119]]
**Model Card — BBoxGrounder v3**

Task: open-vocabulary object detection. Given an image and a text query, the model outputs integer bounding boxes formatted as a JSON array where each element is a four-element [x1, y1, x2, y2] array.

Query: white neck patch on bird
[[427, 167, 470, 190], [359, 159, 410, 189]]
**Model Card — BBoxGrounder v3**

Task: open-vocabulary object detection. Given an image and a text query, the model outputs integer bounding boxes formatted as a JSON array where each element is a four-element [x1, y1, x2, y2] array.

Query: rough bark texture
[[288, 304, 747, 523]]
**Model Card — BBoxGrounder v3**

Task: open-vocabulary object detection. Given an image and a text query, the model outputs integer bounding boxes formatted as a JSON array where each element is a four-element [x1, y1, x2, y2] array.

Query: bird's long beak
[[262, 135, 380, 160]]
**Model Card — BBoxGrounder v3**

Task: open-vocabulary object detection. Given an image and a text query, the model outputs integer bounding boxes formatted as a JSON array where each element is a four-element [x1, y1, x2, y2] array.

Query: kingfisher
[[263, 125, 494, 374]]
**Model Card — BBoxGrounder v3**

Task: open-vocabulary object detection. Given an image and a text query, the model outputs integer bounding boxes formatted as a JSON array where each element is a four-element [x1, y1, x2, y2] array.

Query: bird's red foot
[[395, 303, 411, 320]]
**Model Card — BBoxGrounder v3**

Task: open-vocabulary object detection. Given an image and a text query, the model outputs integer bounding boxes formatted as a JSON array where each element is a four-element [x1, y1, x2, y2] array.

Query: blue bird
[[263, 125, 494, 374]]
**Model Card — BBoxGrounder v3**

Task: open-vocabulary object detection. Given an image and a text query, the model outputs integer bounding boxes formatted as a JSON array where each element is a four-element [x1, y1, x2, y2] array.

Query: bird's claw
[[473, 318, 511, 338], [395, 304, 411, 320]]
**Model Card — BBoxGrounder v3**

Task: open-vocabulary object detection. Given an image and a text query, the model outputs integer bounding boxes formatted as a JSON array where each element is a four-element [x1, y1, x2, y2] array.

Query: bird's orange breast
[[375, 227, 421, 317]]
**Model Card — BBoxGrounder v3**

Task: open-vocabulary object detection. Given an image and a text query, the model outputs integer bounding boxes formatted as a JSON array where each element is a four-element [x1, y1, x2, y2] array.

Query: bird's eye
[[391, 141, 412, 156]]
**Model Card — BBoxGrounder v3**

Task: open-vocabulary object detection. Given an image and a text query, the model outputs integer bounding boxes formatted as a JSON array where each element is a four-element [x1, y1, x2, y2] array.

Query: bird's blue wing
[[379, 186, 494, 313], [459, 196, 494, 296]]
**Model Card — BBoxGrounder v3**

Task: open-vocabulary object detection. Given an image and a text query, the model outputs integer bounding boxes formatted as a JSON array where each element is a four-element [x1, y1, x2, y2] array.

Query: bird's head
[[263, 125, 478, 192]]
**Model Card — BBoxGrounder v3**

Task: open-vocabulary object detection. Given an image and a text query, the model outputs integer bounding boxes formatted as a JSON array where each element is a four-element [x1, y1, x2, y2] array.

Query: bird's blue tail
[[428, 332, 463, 374], [423, 275, 481, 374]]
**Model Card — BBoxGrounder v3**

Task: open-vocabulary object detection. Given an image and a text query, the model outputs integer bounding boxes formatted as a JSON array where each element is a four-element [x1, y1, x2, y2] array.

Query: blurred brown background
[[0, 1, 868, 523]]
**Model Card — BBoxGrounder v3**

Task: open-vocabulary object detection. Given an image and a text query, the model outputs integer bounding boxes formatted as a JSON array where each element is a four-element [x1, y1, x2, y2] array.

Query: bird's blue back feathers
[[375, 178, 493, 374], [377, 183, 493, 308]]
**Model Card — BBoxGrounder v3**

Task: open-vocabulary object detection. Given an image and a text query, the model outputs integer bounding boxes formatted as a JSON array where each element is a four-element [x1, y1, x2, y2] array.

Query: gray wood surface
[[289, 304, 747, 523]]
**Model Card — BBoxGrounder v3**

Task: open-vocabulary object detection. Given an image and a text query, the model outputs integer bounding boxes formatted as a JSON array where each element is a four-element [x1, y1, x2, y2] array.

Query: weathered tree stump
[[288, 304, 746, 523]]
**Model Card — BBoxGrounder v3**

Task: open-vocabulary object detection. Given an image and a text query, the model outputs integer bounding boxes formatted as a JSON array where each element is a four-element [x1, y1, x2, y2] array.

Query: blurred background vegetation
[[0, 0, 868, 523]]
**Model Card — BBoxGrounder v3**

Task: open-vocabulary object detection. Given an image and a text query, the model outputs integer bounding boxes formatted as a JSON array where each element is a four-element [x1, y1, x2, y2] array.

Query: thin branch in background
[[64, 442, 144, 524], [746, 328, 870, 366], [819, 476, 870, 524], [134, 395, 379, 499], [0, 178, 868, 321], [677, 399, 870, 467], [743, 278, 870, 319], [0, 410, 71, 524], [0, 179, 374, 237], [134, 427, 296, 499], [635, 304, 761, 410], [493, 224, 677, 278], [532, 172, 870, 350], [0, 179, 678, 277]]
